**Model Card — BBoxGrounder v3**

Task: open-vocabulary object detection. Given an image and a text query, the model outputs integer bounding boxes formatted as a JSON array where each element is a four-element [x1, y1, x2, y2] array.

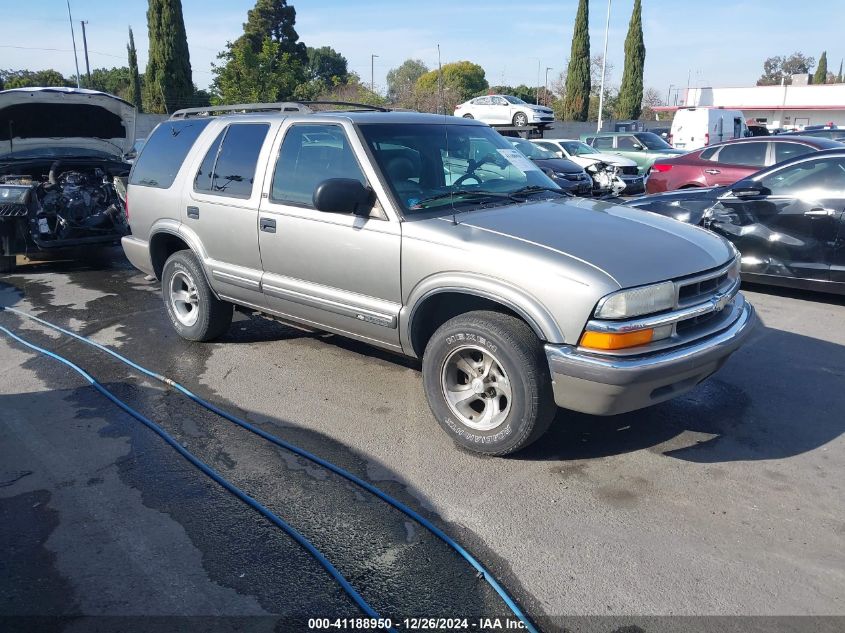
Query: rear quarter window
[[129, 119, 211, 189]]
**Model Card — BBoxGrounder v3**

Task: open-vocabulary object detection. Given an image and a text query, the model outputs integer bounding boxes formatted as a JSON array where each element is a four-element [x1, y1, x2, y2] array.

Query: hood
[[576, 152, 638, 167], [622, 187, 725, 224], [0, 87, 136, 158], [458, 197, 733, 288], [531, 157, 583, 173]]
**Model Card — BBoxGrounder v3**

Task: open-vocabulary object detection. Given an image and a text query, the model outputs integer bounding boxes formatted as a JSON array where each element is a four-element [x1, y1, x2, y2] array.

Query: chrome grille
[[619, 165, 639, 176], [672, 261, 738, 338]]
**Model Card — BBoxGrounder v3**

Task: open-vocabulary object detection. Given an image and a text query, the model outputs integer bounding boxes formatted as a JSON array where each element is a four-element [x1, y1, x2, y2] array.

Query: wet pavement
[[1, 248, 843, 631]]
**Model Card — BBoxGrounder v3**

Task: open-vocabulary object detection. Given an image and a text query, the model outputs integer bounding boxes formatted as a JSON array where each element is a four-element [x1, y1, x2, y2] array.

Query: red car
[[645, 136, 843, 193]]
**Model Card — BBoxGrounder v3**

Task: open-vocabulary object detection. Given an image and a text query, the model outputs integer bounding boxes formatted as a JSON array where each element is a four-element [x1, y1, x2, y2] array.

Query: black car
[[623, 148, 845, 295], [778, 128, 845, 142], [507, 138, 593, 196]]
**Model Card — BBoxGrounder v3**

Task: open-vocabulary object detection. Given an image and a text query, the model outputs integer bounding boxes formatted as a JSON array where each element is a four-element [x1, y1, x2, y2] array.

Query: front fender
[[399, 272, 565, 356]]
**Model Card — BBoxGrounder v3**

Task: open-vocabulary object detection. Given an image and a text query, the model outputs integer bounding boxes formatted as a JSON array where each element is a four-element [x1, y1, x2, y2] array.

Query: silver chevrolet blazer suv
[[122, 103, 756, 456]]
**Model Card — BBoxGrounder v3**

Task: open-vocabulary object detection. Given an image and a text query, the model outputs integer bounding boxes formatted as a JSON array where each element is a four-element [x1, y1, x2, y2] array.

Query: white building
[[654, 83, 845, 131]]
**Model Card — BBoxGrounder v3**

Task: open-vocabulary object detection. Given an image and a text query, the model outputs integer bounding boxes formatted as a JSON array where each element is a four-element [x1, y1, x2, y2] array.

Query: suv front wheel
[[422, 311, 556, 456], [162, 250, 233, 341]]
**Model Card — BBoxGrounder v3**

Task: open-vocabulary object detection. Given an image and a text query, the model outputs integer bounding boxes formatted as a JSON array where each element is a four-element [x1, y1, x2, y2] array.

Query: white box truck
[[669, 108, 747, 150]]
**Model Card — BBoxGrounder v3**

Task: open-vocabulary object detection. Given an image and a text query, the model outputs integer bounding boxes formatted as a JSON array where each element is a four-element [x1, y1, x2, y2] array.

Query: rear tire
[[462, 113, 474, 119], [0, 255, 15, 274], [422, 310, 556, 456], [161, 250, 232, 341]]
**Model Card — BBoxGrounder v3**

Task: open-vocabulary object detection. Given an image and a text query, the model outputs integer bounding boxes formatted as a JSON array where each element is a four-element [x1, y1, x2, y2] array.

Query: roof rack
[[170, 100, 390, 119]]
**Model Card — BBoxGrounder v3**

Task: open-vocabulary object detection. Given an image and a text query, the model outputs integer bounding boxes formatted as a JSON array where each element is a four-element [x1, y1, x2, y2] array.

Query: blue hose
[[0, 323, 392, 630], [1, 306, 539, 633]]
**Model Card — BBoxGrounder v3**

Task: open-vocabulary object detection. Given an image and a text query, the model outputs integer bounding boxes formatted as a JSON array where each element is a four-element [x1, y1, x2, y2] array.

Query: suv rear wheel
[[422, 310, 556, 455], [162, 250, 233, 341]]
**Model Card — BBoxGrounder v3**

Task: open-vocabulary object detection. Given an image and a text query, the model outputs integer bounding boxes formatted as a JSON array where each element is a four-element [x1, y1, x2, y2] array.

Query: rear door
[[712, 155, 845, 282], [257, 121, 402, 350], [184, 122, 272, 306], [705, 141, 768, 186]]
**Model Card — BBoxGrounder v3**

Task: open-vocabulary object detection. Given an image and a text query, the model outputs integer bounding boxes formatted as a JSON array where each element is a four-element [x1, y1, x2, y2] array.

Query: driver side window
[[616, 136, 640, 150], [760, 157, 845, 195]]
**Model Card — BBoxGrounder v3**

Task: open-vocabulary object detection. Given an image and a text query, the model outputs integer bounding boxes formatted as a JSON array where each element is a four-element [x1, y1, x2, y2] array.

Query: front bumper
[[544, 300, 756, 416], [620, 174, 645, 194]]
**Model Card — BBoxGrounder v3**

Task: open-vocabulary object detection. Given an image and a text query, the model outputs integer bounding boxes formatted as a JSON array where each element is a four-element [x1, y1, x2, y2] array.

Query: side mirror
[[631, 143, 644, 151], [313, 178, 374, 215], [731, 183, 768, 198]]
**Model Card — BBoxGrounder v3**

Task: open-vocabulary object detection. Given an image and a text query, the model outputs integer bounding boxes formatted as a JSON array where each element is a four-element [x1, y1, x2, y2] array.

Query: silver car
[[454, 94, 554, 128], [122, 106, 755, 456]]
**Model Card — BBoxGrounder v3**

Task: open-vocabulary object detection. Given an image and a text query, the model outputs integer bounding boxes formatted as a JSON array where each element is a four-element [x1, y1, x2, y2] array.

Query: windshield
[[634, 132, 673, 150], [510, 139, 555, 159], [0, 147, 119, 160], [503, 95, 527, 105], [358, 123, 560, 215], [561, 141, 598, 155]]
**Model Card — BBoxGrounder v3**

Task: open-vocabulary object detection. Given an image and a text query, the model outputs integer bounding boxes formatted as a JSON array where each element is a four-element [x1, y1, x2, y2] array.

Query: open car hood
[[0, 87, 136, 159]]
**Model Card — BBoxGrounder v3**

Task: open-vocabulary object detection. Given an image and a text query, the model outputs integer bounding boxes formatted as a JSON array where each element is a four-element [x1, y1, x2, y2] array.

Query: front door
[[257, 121, 403, 350], [184, 122, 272, 305], [711, 154, 845, 282]]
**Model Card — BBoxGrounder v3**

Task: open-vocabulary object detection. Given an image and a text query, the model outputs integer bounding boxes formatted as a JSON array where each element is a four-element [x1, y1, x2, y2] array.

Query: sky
[[1, 0, 842, 101]]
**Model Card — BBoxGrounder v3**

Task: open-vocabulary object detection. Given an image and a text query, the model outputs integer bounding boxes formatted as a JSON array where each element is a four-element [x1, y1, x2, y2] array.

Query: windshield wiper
[[412, 189, 515, 209], [509, 185, 571, 198]]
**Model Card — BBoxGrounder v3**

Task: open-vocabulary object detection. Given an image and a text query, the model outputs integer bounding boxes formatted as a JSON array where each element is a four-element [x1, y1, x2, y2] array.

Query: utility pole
[[80, 20, 91, 87], [65, 0, 81, 88], [666, 84, 674, 106], [370, 54, 379, 93], [544, 67, 553, 105], [597, 0, 612, 132]]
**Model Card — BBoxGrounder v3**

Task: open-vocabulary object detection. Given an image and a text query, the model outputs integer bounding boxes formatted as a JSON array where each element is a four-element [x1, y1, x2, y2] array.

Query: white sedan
[[454, 94, 554, 127], [531, 138, 645, 194]]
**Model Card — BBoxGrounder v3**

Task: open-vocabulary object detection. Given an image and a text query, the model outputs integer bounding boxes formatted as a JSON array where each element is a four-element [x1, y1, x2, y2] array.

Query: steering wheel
[[454, 173, 481, 187], [453, 153, 501, 187]]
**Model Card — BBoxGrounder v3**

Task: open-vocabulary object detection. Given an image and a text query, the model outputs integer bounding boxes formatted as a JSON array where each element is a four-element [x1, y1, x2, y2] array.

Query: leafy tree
[[316, 72, 386, 107], [88, 67, 132, 97], [562, 0, 590, 121], [813, 51, 828, 84], [127, 27, 143, 111], [757, 52, 815, 85], [616, 0, 645, 120], [239, 0, 306, 65], [212, 0, 307, 104], [213, 38, 304, 104], [416, 61, 488, 109], [306, 46, 348, 84], [488, 84, 535, 103], [145, 0, 194, 113], [386, 59, 429, 104], [0, 69, 73, 89]]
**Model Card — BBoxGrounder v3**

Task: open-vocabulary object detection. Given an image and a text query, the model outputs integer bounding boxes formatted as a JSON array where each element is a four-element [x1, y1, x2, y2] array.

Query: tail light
[[704, 132, 710, 145], [651, 163, 673, 173]]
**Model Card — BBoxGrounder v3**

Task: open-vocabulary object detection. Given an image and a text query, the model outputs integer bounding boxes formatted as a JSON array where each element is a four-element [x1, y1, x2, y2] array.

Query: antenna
[[437, 43, 445, 116]]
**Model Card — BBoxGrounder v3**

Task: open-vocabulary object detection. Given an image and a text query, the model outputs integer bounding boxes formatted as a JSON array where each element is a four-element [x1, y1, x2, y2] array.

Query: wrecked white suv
[[0, 87, 133, 272]]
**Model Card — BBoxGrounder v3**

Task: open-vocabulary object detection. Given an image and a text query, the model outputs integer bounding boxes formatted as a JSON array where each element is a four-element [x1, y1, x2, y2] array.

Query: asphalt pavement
[[1, 248, 843, 632]]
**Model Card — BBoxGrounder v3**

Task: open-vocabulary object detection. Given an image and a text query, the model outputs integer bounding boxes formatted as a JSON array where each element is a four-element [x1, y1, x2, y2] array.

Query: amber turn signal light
[[579, 329, 654, 350]]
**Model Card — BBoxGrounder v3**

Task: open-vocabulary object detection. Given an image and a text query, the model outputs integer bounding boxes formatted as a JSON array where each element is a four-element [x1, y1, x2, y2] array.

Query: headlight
[[594, 281, 675, 319]]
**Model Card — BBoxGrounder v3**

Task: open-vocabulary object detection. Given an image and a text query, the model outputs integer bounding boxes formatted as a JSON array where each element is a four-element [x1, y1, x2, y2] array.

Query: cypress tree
[[562, 0, 590, 121], [813, 51, 828, 84], [837, 59, 843, 83], [127, 27, 143, 112], [145, 0, 194, 113], [616, 0, 645, 120]]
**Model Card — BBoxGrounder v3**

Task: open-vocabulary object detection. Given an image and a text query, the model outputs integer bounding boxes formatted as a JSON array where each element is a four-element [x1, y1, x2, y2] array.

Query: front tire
[[462, 113, 474, 119], [513, 112, 529, 127], [422, 311, 556, 456], [162, 250, 233, 341]]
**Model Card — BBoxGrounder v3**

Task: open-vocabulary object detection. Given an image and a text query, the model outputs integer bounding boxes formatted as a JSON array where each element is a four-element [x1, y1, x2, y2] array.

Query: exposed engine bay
[[0, 159, 129, 250], [584, 161, 627, 197]]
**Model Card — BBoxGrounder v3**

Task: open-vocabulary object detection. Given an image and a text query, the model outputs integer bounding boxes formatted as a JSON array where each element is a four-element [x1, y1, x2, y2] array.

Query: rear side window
[[616, 136, 639, 150], [271, 124, 366, 207], [194, 130, 225, 193], [204, 124, 269, 198], [716, 142, 768, 167], [700, 146, 719, 160], [774, 142, 813, 164], [130, 119, 211, 188]]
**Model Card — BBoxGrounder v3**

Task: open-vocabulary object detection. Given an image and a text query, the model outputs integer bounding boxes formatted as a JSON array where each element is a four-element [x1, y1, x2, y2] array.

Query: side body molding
[[400, 272, 565, 357]]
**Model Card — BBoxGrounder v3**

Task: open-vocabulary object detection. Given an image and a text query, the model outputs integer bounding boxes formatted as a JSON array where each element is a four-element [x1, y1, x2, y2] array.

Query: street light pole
[[65, 0, 81, 89], [597, 0, 612, 132], [371, 54, 379, 94], [544, 67, 553, 105], [80, 20, 91, 87], [536, 59, 541, 104], [667, 84, 675, 106]]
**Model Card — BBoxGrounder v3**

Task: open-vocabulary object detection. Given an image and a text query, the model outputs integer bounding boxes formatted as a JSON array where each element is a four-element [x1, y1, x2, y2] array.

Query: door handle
[[704, 169, 721, 175], [804, 207, 834, 217], [186, 206, 199, 219], [260, 217, 276, 233]]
